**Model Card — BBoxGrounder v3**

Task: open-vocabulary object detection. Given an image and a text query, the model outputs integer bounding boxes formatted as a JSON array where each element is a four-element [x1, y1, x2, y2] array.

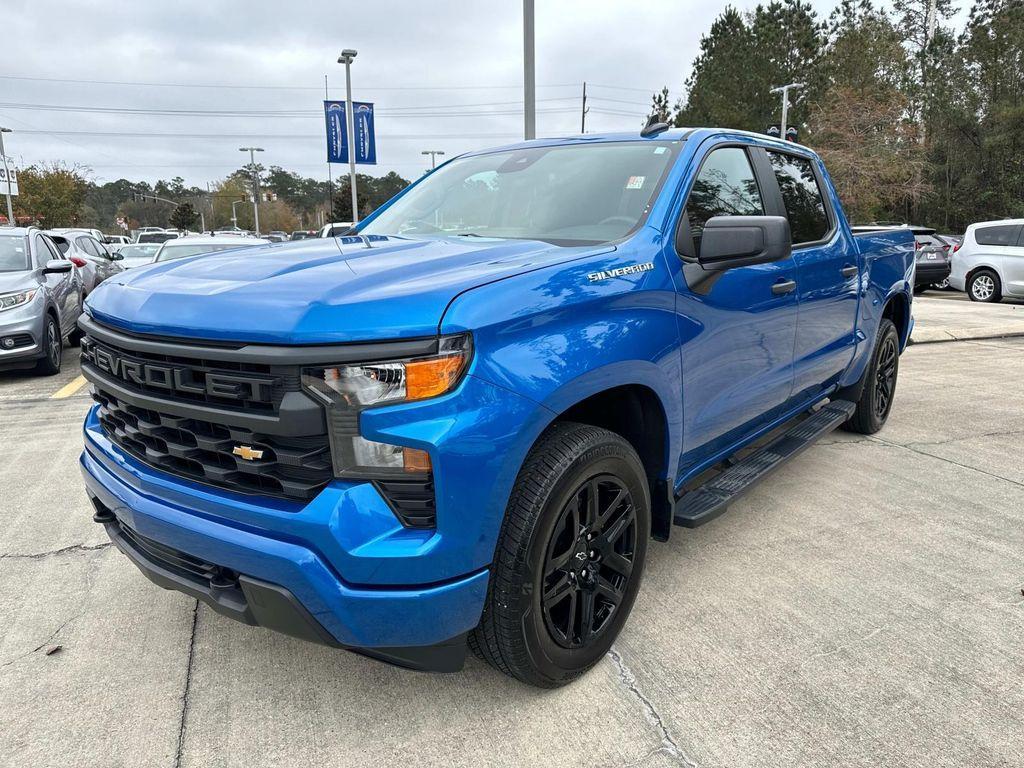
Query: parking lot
[[0, 296, 1021, 768]]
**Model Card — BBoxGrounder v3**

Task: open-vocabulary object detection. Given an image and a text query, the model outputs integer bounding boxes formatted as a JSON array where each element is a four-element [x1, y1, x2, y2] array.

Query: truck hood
[[85, 235, 611, 344]]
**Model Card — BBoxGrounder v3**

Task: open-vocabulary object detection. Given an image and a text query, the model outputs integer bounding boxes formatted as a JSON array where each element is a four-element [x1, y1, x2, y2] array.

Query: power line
[[0, 74, 657, 94], [13, 129, 522, 140]]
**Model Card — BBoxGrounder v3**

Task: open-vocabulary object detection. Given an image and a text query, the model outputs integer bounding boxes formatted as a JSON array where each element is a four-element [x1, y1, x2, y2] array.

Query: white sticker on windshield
[[653, 146, 667, 154], [625, 175, 645, 190]]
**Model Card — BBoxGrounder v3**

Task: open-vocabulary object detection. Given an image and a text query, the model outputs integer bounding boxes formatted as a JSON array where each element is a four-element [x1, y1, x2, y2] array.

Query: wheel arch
[[882, 290, 911, 348]]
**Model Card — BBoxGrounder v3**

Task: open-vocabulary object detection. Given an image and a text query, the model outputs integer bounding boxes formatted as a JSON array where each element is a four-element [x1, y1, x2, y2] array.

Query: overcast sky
[[0, 0, 957, 187]]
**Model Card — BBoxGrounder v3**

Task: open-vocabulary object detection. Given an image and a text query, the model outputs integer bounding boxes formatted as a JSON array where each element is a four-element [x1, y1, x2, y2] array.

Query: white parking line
[[50, 375, 87, 399]]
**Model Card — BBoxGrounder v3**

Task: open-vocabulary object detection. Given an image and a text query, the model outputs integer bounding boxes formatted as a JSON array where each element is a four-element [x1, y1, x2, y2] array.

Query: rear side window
[[685, 147, 765, 253], [974, 225, 1021, 247], [766, 152, 830, 244]]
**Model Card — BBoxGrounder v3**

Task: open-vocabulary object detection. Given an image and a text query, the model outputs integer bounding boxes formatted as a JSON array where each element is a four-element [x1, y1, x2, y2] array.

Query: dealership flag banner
[[0, 162, 18, 196], [324, 101, 377, 165]]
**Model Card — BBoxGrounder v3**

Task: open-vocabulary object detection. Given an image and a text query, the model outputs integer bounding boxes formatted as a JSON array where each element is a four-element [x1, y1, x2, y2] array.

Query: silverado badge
[[587, 262, 655, 282], [232, 445, 264, 461]]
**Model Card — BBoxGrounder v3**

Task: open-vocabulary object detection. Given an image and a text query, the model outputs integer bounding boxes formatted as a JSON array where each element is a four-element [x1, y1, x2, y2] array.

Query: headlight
[[301, 334, 471, 476], [0, 289, 37, 312]]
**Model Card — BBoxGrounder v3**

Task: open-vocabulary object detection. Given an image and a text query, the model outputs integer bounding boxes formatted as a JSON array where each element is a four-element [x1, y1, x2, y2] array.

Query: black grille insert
[[375, 478, 437, 528], [94, 388, 332, 501]]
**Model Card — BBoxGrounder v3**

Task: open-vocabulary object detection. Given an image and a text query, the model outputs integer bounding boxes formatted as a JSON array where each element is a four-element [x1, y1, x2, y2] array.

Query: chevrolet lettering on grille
[[82, 339, 275, 403]]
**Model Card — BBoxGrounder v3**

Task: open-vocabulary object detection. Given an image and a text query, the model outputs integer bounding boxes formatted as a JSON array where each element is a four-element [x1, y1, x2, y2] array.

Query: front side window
[[767, 152, 830, 244], [975, 225, 1021, 247], [684, 147, 765, 255], [361, 141, 679, 246]]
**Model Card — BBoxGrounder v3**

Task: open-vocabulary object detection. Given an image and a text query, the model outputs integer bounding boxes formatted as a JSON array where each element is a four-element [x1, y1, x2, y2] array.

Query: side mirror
[[110, 251, 124, 261], [43, 259, 73, 274], [698, 215, 792, 270]]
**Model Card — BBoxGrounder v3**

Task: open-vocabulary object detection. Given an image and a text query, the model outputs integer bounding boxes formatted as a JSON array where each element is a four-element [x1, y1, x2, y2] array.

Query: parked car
[[267, 230, 289, 242], [104, 235, 132, 247], [318, 222, 354, 238], [135, 231, 178, 245], [851, 226, 950, 293], [115, 243, 161, 268], [930, 235, 962, 289], [152, 234, 271, 263], [46, 230, 125, 294], [289, 230, 315, 240], [948, 219, 1024, 302], [0, 227, 84, 375], [79, 128, 913, 686]]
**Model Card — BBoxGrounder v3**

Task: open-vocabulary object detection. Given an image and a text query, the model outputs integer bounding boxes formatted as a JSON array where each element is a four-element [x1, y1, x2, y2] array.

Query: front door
[[672, 144, 799, 482]]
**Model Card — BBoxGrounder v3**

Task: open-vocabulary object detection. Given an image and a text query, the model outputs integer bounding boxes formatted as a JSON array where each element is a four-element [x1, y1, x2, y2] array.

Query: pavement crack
[[607, 647, 697, 768], [174, 601, 199, 768], [0, 614, 79, 670], [867, 435, 1024, 489], [0, 541, 112, 560]]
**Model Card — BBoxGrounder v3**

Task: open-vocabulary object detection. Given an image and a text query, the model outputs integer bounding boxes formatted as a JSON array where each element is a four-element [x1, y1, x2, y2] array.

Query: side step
[[673, 400, 856, 528]]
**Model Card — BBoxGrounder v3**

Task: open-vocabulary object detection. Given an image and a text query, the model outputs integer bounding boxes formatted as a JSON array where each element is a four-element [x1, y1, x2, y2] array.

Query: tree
[[13, 163, 89, 227], [331, 172, 410, 222], [170, 201, 200, 231]]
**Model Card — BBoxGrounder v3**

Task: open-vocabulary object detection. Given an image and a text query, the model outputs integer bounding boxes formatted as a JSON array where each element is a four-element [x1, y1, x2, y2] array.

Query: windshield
[[0, 236, 30, 272], [360, 141, 679, 245], [119, 244, 160, 264], [155, 243, 248, 262]]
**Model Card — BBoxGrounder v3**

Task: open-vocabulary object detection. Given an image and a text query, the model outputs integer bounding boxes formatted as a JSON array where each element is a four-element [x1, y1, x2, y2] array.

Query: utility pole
[[523, 0, 536, 140], [769, 82, 803, 140], [581, 82, 588, 133], [238, 146, 264, 234], [0, 128, 14, 226], [324, 74, 334, 216], [421, 150, 445, 170], [337, 50, 360, 223]]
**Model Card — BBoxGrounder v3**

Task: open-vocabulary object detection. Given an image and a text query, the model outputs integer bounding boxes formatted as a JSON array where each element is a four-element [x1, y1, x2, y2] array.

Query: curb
[[909, 327, 1024, 345]]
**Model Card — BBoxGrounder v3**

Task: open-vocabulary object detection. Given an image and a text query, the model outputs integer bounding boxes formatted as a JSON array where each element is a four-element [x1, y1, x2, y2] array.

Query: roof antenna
[[641, 114, 670, 138]]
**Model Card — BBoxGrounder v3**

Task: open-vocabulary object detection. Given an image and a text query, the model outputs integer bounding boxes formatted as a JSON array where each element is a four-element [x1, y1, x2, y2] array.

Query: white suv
[[949, 219, 1024, 302]]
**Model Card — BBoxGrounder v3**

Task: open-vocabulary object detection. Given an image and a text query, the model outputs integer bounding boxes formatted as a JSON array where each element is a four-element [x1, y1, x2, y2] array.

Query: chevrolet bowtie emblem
[[232, 445, 264, 461]]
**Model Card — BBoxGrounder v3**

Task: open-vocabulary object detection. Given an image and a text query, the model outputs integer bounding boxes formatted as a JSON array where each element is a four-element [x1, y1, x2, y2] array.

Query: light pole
[[337, 49, 360, 223], [231, 199, 246, 229], [523, 0, 535, 140], [769, 83, 803, 140], [0, 128, 14, 226], [239, 147, 264, 234], [421, 150, 445, 170]]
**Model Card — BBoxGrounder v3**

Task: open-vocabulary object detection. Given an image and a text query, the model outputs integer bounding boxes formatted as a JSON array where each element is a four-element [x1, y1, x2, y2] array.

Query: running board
[[672, 400, 856, 528]]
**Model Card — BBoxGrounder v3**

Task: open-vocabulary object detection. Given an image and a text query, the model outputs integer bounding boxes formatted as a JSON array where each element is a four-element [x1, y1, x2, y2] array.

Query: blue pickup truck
[[78, 127, 914, 687]]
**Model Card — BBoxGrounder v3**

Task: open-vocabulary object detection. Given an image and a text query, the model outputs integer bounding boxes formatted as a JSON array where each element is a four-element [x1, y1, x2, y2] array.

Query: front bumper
[[80, 408, 490, 670], [0, 302, 44, 369]]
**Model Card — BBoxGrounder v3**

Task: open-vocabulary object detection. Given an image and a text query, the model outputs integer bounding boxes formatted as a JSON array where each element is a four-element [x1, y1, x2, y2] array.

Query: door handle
[[771, 279, 797, 295], [841, 264, 858, 278]]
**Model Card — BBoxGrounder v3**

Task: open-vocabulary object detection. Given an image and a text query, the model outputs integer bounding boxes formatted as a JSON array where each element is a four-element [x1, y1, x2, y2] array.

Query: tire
[[34, 316, 62, 376], [967, 269, 1002, 303], [933, 277, 950, 291], [470, 422, 650, 687], [842, 318, 899, 435]]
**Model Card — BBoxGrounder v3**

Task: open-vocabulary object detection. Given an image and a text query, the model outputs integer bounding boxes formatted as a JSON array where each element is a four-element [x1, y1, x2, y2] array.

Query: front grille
[[94, 388, 332, 501], [81, 336, 295, 414]]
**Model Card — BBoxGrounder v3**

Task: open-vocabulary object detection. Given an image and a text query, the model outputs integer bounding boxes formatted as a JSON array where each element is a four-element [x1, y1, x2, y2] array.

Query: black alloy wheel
[[873, 334, 898, 421], [541, 475, 637, 650]]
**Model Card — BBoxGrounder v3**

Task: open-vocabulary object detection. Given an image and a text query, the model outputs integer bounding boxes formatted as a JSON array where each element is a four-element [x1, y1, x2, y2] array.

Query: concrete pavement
[[911, 293, 1024, 343], [2, 340, 1023, 767]]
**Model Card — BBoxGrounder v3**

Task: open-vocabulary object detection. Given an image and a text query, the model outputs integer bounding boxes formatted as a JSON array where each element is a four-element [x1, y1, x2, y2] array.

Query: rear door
[[976, 224, 1024, 296], [761, 148, 860, 400], [672, 143, 800, 477]]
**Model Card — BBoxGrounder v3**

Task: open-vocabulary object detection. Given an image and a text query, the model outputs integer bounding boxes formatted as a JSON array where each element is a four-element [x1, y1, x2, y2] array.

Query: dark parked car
[[851, 226, 950, 293]]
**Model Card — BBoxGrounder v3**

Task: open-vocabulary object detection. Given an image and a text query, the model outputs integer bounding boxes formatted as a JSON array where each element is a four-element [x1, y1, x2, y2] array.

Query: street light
[[0, 128, 14, 226], [336, 49, 360, 224], [238, 146, 264, 234], [421, 150, 445, 170], [769, 83, 804, 141]]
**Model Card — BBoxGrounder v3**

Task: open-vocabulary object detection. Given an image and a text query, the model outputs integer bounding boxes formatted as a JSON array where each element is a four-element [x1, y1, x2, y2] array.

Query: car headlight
[[0, 289, 37, 312], [301, 334, 472, 476]]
